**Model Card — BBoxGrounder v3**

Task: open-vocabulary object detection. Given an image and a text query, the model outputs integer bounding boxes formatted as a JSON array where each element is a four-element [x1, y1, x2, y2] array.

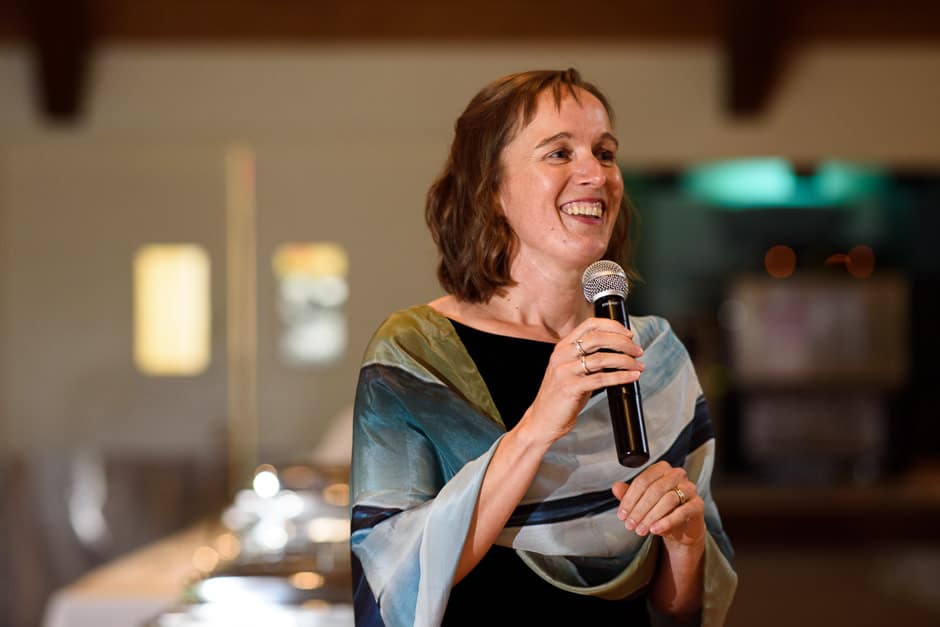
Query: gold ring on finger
[[580, 354, 591, 375], [673, 486, 687, 507], [575, 338, 587, 357]]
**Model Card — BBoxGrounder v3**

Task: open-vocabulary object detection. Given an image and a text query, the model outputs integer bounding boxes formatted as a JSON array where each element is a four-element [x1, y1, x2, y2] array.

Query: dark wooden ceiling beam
[[2, 0, 937, 43], [790, 0, 940, 43], [0, 1, 22, 39], [51, 0, 721, 42], [18, 0, 94, 124], [0, 0, 937, 124], [723, 0, 792, 118]]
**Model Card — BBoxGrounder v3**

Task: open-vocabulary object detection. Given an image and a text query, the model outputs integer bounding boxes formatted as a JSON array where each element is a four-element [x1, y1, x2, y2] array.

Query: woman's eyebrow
[[534, 131, 620, 150], [601, 132, 620, 148], [534, 132, 572, 149]]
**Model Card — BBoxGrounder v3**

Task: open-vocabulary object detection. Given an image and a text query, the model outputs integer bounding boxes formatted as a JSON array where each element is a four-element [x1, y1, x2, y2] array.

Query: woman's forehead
[[514, 88, 611, 139]]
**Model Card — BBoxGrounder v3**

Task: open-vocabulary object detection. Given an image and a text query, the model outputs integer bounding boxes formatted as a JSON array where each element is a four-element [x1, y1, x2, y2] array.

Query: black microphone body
[[594, 295, 649, 467], [582, 262, 650, 468]]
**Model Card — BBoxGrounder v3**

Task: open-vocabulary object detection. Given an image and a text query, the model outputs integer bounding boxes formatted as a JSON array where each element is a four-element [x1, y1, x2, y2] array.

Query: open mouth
[[560, 200, 604, 218]]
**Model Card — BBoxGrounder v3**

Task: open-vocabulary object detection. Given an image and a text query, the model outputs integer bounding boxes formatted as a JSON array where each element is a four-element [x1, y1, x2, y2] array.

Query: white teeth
[[561, 201, 603, 217]]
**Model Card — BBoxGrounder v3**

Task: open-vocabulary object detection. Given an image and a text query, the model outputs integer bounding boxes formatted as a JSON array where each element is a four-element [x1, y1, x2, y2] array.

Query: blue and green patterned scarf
[[350, 305, 737, 626]]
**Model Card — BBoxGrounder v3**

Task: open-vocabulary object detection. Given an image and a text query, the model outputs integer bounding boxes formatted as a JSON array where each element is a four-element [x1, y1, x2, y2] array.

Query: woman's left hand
[[611, 461, 706, 549]]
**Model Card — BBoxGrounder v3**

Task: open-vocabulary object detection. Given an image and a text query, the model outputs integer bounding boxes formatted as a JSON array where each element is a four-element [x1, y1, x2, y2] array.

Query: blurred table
[[42, 518, 219, 627], [715, 471, 940, 545], [43, 471, 940, 627], [711, 467, 940, 626], [715, 470, 940, 626]]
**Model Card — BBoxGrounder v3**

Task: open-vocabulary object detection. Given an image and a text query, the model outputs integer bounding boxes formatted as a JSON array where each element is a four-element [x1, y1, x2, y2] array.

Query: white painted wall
[[1, 43, 938, 462]]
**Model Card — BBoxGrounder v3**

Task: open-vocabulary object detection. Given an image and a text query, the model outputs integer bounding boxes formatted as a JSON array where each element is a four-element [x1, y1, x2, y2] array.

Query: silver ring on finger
[[580, 354, 592, 375]]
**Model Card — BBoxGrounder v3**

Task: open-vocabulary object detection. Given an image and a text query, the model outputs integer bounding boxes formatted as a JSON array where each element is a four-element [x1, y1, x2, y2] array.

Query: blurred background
[[1, 1, 938, 626]]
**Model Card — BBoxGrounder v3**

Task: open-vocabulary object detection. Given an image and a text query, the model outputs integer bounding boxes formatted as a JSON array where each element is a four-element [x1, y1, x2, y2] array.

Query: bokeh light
[[214, 532, 241, 561], [764, 245, 796, 278], [322, 482, 349, 507], [306, 517, 350, 543], [290, 571, 325, 590], [252, 465, 280, 498], [192, 546, 220, 573], [847, 245, 875, 278]]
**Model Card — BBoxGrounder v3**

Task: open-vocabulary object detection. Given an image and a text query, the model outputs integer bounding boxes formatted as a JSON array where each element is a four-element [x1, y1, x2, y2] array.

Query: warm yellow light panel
[[272, 242, 348, 279], [134, 244, 210, 376]]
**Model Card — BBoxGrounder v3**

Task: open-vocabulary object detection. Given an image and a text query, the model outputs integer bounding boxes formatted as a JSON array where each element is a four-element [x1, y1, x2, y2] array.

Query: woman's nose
[[576, 154, 607, 186]]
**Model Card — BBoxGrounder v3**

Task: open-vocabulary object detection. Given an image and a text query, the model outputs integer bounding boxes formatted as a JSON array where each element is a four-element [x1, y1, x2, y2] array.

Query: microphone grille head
[[582, 260, 628, 303]]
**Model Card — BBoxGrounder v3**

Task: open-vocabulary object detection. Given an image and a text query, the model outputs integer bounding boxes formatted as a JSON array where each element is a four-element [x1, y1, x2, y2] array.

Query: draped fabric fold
[[350, 305, 737, 627]]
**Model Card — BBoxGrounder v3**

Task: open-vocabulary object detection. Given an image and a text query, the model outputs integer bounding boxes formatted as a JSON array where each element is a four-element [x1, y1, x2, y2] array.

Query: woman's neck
[[483, 286, 591, 341], [430, 268, 593, 343]]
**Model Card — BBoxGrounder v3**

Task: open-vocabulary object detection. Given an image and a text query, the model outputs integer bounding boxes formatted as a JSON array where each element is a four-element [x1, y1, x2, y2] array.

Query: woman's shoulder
[[626, 314, 699, 399], [380, 302, 442, 326], [361, 302, 462, 366], [360, 303, 500, 419], [628, 314, 676, 347], [369, 303, 447, 345]]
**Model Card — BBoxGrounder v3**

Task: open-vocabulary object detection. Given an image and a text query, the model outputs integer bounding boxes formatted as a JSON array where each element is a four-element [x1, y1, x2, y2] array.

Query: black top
[[442, 319, 651, 626]]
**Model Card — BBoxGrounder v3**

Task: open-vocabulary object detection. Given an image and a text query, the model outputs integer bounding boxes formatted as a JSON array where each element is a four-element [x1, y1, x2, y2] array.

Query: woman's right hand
[[456, 316, 647, 582], [516, 317, 646, 446]]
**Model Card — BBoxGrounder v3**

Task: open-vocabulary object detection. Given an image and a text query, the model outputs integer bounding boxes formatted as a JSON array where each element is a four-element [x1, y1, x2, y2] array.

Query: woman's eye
[[596, 149, 616, 163], [548, 148, 571, 160]]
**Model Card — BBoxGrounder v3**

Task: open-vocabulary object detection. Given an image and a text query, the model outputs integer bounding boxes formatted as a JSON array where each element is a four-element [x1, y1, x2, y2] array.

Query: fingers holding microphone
[[570, 319, 645, 382], [525, 318, 641, 440], [523, 318, 647, 449]]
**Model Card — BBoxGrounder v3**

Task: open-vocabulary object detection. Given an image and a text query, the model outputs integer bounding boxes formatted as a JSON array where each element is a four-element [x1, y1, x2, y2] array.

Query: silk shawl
[[350, 304, 737, 627]]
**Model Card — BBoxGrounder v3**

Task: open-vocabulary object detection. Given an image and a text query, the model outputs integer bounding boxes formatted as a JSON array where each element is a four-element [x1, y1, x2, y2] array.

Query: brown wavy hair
[[425, 68, 636, 303]]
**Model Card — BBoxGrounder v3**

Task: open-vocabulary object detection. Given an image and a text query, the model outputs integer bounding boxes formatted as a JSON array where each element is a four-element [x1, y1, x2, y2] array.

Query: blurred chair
[[1, 448, 226, 627]]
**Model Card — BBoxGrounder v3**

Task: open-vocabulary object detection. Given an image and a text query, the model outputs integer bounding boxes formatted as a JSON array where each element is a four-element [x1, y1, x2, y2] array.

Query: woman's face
[[497, 87, 623, 276]]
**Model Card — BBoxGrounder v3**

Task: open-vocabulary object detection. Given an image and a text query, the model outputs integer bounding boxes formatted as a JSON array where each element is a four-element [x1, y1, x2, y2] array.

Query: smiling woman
[[349, 69, 737, 627], [496, 87, 623, 284], [423, 70, 632, 307]]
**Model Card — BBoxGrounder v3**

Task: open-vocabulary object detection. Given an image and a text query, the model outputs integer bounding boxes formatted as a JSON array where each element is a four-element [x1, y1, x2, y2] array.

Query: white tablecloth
[[42, 519, 219, 627]]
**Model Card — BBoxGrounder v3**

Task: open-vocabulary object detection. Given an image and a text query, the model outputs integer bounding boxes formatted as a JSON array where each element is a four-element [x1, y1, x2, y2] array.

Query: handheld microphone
[[581, 260, 650, 468]]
